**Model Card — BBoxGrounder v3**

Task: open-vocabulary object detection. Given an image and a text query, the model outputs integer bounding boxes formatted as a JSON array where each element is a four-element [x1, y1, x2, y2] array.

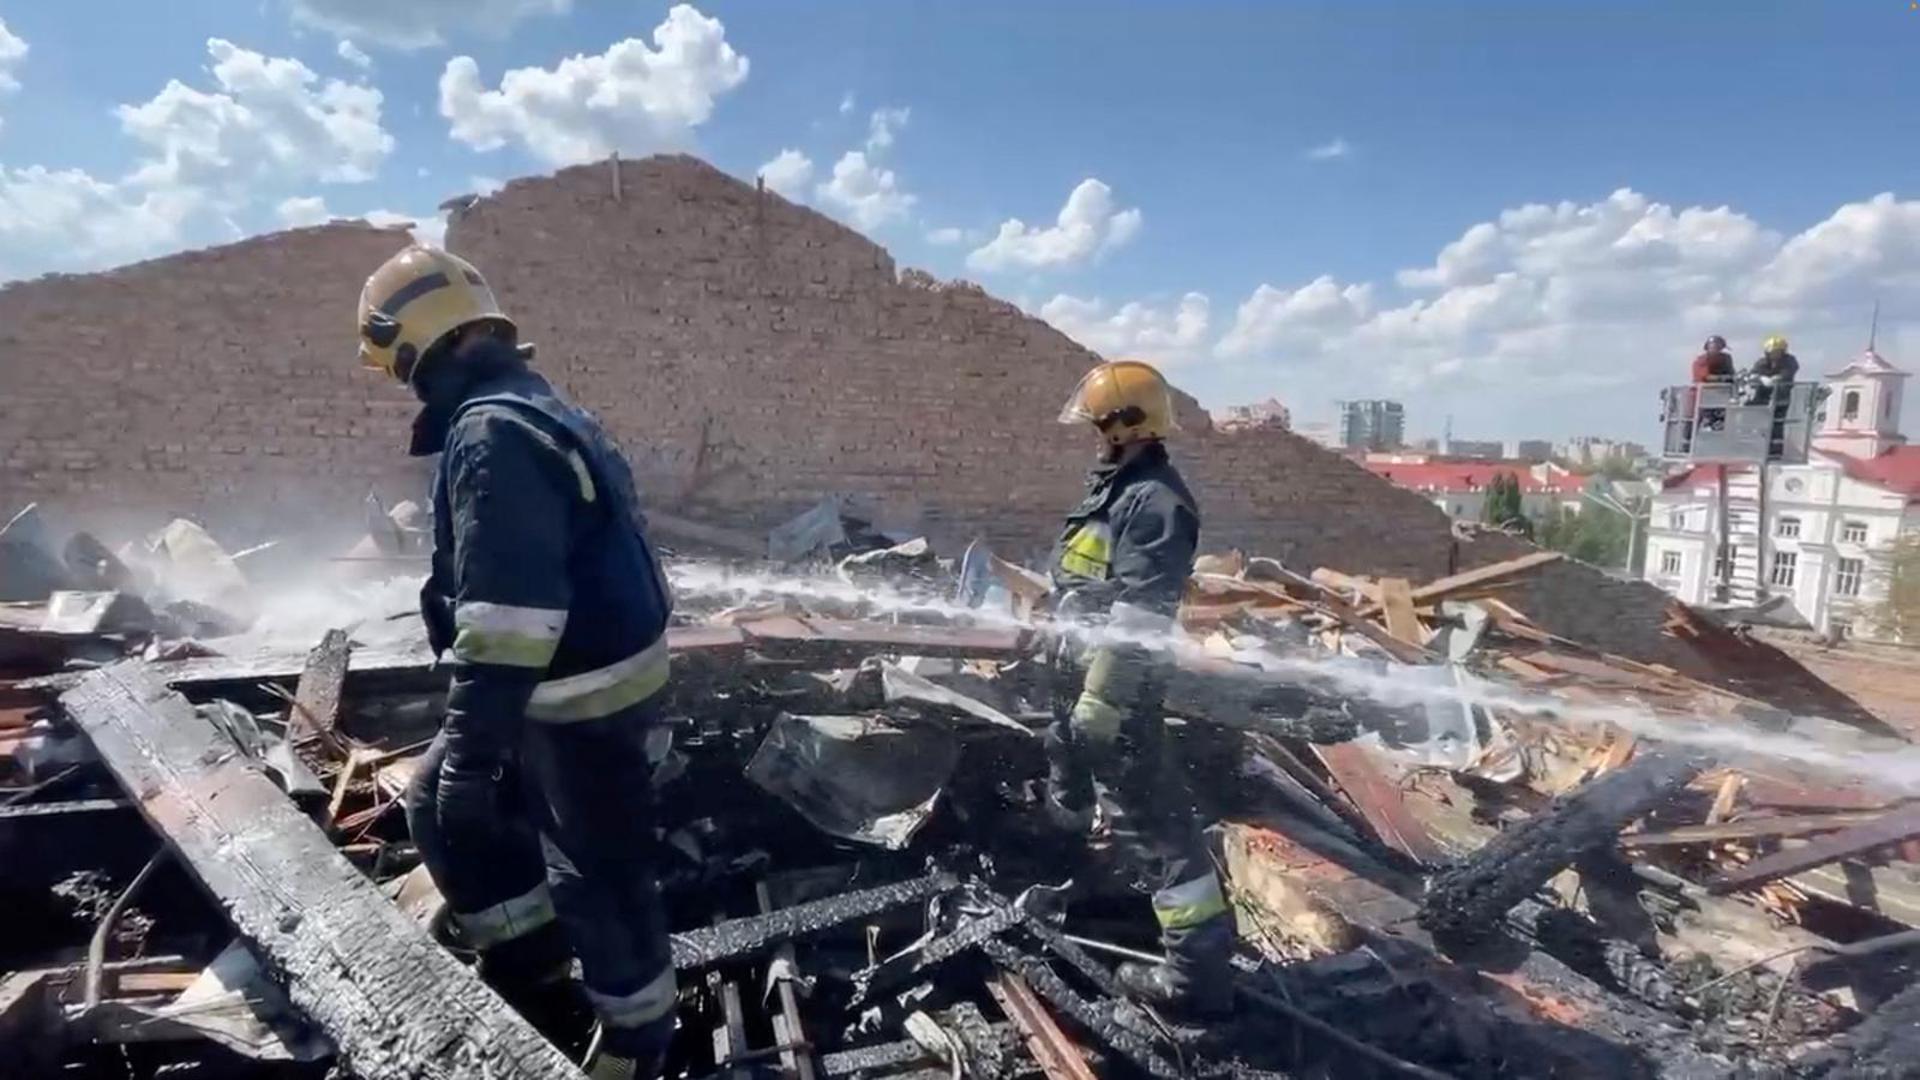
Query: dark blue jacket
[[420, 360, 673, 730], [1050, 441, 1200, 625]]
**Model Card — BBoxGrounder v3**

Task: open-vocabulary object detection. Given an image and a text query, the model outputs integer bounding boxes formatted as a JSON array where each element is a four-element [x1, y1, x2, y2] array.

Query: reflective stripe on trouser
[[455, 881, 559, 948], [452, 600, 567, 668], [402, 730, 553, 956], [587, 965, 678, 1028], [1151, 871, 1228, 930], [527, 638, 670, 722]]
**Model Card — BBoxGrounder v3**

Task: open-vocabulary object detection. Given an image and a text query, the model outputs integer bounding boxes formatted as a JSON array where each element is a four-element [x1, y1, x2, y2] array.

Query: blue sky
[[2, 1, 1917, 443]]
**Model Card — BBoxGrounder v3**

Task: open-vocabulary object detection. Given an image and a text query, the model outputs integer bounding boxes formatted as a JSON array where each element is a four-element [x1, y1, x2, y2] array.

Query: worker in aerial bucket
[[355, 245, 677, 1080], [1045, 359, 1233, 1017], [1750, 334, 1801, 457]]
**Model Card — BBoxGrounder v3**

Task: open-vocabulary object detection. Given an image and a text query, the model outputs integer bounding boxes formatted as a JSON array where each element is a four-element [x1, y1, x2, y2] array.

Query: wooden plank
[[60, 662, 582, 1080], [1354, 551, 1562, 618], [1377, 577, 1423, 648], [1621, 809, 1892, 848], [1709, 804, 1920, 895], [290, 629, 352, 746], [1311, 743, 1445, 866], [1704, 773, 1742, 825], [1267, 566, 1436, 664], [986, 971, 1099, 1080]]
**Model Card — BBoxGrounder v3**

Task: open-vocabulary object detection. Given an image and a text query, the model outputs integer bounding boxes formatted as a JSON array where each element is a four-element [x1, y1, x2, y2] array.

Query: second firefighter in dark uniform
[[1046, 359, 1233, 1016]]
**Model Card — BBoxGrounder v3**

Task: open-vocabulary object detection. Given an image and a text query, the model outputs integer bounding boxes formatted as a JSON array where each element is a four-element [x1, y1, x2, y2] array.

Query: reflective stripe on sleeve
[[452, 601, 568, 668], [526, 637, 671, 722], [1151, 872, 1229, 931], [1058, 522, 1113, 580], [453, 882, 558, 949], [587, 965, 679, 1028]]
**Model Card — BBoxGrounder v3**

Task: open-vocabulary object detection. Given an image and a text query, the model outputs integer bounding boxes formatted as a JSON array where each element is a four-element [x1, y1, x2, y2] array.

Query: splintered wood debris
[[6, 513, 1920, 1078]]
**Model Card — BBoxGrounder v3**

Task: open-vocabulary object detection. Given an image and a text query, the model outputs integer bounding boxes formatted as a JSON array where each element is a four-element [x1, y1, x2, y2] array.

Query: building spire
[[1869, 298, 1880, 352]]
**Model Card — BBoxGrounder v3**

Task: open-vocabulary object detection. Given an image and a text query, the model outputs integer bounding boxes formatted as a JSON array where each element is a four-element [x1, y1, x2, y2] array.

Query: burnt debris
[[5, 507, 1920, 1078]]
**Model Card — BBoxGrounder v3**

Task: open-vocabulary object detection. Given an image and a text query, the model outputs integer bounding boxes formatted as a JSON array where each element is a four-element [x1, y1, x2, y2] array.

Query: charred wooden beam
[[670, 870, 955, 970], [289, 628, 351, 751], [1419, 752, 1702, 943], [59, 662, 582, 1080]]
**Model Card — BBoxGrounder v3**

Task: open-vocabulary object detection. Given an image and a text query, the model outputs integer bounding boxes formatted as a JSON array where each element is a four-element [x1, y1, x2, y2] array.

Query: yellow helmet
[[1763, 334, 1789, 355], [356, 245, 515, 383], [1057, 359, 1179, 446]]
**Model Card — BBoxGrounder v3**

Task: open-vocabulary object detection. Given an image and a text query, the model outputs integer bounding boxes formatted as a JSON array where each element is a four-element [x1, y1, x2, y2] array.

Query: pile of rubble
[[5, 504, 1920, 1079]]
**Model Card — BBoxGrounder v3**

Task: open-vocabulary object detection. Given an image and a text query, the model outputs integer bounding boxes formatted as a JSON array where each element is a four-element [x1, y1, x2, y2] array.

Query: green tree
[[1534, 504, 1632, 569], [1870, 532, 1920, 642], [1482, 472, 1528, 533]]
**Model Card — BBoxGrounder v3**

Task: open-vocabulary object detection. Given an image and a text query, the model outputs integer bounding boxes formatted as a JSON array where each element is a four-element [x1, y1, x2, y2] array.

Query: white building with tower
[[1644, 342, 1919, 640]]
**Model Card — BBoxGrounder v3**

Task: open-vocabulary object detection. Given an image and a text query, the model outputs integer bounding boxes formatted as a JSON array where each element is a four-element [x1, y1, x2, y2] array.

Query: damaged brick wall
[[0, 156, 1456, 577], [447, 155, 1458, 577], [0, 223, 429, 547]]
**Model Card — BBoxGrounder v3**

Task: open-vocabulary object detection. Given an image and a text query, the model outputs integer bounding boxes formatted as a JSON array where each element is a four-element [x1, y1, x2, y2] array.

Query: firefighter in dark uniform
[[1045, 359, 1233, 1016], [356, 246, 677, 1080]]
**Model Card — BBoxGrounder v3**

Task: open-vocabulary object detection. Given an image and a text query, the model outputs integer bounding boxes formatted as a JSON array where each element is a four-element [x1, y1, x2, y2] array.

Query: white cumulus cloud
[[117, 38, 393, 189], [439, 4, 748, 166], [925, 226, 969, 246], [292, 0, 571, 51], [865, 106, 909, 153], [967, 178, 1142, 274], [337, 39, 372, 70], [815, 151, 915, 231], [758, 149, 813, 200], [1304, 137, 1351, 161], [1195, 188, 1920, 438], [1041, 292, 1212, 364], [0, 17, 27, 116], [0, 166, 212, 281], [276, 194, 331, 226], [0, 38, 395, 282], [838, 91, 855, 116], [1215, 277, 1375, 359]]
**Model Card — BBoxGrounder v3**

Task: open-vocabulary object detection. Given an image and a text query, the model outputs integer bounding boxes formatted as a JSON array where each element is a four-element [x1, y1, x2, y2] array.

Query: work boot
[[1115, 916, 1236, 1019]]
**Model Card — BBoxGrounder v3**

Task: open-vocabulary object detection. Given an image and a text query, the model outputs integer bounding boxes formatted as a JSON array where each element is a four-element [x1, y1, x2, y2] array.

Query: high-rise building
[[1336, 399, 1405, 451], [1507, 439, 1555, 462]]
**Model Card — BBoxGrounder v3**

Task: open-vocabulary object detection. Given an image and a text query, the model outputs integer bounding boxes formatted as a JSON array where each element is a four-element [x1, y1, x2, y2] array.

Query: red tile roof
[[1818, 446, 1920, 498], [1363, 460, 1589, 495], [1664, 450, 1920, 500]]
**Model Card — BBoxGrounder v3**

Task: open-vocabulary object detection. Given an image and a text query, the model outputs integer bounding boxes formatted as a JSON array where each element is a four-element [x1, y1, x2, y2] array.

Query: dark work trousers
[[406, 698, 678, 1058], [1043, 659, 1215, 910]]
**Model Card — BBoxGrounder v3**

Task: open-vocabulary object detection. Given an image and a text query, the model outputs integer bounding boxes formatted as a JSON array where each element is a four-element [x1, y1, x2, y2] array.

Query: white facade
[[1644, 347, 1914, 640]]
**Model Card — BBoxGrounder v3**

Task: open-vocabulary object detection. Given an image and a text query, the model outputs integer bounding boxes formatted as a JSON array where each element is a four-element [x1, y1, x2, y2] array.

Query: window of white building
[[1770, 550, 1797, 587], [1665, 509, 1686, 531], [1714, 544, 1735, 580], [1843, 389, 1861, 421], [1776, 515, 1801, 539], [1842, 520, 1869, 544], [1835, 557, 1865, 598], [1659, 550, 1682, 576]]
